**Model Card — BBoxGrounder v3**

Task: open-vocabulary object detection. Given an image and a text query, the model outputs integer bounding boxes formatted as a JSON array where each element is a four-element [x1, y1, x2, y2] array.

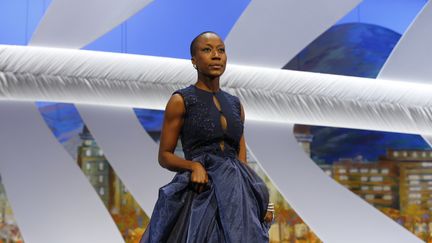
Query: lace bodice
[[173, 85, 243, 160]]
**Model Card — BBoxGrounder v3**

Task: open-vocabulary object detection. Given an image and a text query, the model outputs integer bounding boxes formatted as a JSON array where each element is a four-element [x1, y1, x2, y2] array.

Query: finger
[[194, 179, 203, 184], [191, 177, 202, 184]]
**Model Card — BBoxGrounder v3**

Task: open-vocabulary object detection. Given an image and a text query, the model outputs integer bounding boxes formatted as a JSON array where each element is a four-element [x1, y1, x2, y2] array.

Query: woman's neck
[[195, 75, 220, 92]]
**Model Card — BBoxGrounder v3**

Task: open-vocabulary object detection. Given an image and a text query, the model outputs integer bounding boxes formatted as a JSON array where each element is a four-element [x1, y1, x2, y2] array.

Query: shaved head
[[190, 31, 221, 57]]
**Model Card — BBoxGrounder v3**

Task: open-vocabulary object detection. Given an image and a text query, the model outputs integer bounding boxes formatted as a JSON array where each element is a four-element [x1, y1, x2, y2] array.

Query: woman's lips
[[209, 64, 223, 69]]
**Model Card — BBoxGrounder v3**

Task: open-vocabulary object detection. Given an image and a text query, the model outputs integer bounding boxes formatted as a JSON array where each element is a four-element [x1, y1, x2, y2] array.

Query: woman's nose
[[212, 50, 221, 58]]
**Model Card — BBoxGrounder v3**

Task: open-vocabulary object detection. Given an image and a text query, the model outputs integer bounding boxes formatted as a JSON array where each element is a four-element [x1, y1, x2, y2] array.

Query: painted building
[[333, 158, 399, 209], [385, 149, 432, 216], [78, 126, 113, 207]]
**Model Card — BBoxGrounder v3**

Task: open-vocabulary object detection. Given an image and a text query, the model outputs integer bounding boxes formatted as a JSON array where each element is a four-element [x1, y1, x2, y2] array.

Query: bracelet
[[267, 202, 275, 212], [267, 202, 275, 224]]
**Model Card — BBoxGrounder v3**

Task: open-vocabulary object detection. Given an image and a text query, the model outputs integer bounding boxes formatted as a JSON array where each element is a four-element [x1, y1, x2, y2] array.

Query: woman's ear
[[191, 58, 197, 70]]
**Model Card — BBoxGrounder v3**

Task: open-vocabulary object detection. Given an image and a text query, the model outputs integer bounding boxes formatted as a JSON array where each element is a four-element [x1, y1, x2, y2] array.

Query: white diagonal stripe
[[378, 1, 431, 83], [0, 101, 124, 243], [225, 0, 361, 68], [30, 0, 153, 48]]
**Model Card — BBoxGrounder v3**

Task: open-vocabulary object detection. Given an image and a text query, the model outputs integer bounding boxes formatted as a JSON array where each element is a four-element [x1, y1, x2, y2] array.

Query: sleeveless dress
[[140, 85, 270, 243]]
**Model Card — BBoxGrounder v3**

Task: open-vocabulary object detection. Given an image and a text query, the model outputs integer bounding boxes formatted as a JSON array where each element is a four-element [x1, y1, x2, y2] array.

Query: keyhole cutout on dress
[[213, 94, 227, 151]]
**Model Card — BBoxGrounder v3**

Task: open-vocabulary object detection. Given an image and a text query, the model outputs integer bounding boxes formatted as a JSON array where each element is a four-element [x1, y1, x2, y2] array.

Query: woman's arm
[[238, 103, 247, 164], [158, 94, 208, 187]]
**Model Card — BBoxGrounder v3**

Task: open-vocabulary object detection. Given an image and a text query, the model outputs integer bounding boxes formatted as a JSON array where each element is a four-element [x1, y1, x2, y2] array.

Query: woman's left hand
[[264, 211, 273, 223]]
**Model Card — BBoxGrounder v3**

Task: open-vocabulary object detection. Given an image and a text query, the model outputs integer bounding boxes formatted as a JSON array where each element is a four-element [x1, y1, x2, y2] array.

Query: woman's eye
[[202, 48, 211, 52], [218, 48, 225, 53]]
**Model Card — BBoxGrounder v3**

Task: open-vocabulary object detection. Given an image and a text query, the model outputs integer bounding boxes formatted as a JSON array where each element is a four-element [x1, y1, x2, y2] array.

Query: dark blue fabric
[[174, 85, 243, 161], [141, 85, 269, 243]]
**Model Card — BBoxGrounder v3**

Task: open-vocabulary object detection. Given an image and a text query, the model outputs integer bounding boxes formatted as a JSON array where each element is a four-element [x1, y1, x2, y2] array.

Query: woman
[[141, 31, 272, 243]]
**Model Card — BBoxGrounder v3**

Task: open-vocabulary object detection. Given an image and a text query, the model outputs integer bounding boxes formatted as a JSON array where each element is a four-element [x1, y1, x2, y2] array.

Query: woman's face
[[192, 33, 227, 78]]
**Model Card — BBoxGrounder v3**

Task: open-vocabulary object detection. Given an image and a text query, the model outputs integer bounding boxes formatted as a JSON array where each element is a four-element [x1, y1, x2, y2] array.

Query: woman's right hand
[[190, 162, 208, 193]]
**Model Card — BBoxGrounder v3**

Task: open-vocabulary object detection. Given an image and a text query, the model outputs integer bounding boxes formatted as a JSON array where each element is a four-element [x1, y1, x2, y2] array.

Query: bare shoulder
[[165, 93, 185, 117], [169, 93, 184, 105]]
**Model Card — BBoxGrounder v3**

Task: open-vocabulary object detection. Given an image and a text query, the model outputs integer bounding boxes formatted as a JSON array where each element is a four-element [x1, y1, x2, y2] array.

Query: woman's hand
[[264, 202, 274, 224], [190, 162, 208, 193], [264, 211, 274, 223]]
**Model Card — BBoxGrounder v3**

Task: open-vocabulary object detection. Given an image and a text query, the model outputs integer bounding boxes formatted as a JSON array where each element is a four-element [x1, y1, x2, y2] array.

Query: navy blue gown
[[141, 85, 270, 243]]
